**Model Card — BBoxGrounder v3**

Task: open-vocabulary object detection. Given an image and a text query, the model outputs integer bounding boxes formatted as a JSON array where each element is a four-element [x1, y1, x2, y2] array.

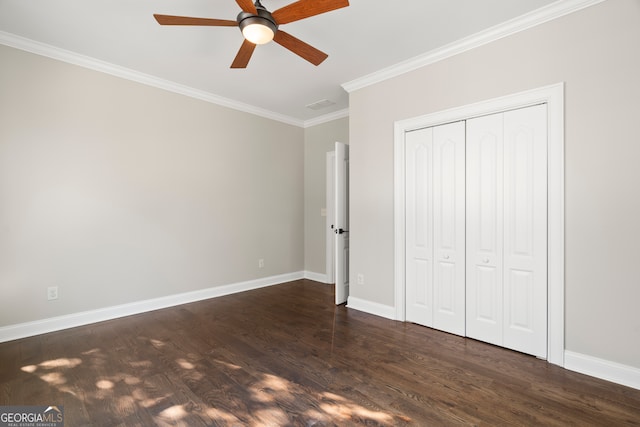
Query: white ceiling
[[0, 0, 558, 125]]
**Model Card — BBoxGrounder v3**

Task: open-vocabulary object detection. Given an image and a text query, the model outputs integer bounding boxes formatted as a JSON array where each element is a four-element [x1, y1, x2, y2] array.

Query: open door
[[326, 151, 335, 285], [335, 142, 349, 305]]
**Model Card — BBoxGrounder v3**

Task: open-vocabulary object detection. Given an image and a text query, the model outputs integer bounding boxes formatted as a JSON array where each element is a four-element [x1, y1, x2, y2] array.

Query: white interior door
[[405, 127, 434, 326], [405, 122, 466, 335], [335, 142, 349, 305], [466, 104, 547, 358], [502, 105, 547, 357], [326, 151, 335, 284], [465, 112, 505, 346], [432, 122, 466, 335]]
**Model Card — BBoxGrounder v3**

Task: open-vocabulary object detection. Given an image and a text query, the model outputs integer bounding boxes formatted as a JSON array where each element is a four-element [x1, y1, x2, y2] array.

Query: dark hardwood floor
[[1, 279, 639, 426]]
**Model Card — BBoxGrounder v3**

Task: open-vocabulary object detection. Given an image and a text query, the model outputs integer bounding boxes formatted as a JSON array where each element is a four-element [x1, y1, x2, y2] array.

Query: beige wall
[[348, 0, 640, 368], [304, 117, 349, 277], [0, 44, 304, 326]]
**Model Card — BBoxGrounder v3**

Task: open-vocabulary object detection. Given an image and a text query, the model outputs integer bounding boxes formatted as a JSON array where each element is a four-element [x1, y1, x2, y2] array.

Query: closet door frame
[[393, 83, 565, 367]]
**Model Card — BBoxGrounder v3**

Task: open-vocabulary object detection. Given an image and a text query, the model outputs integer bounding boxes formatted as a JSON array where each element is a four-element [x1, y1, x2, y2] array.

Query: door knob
[[336, 228, 349, 234], [483, 258, 490, 263], [443, 255, 450, 259]]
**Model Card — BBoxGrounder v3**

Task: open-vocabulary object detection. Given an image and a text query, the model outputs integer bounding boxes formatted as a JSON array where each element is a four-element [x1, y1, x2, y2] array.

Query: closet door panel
[[503, 104, 548, 358], [405, 128, 434, 327], [466, 113, 504, 347], [432, 121, 466, 336]]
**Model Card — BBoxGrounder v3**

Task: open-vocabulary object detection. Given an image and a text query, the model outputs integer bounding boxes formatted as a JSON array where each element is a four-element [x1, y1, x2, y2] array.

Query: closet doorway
[[394, 84, 565, 366], [405, 104, 547, 358]]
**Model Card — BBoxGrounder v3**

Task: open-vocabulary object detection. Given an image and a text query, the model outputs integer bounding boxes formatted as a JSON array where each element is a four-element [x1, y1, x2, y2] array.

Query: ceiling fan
[[154, 0, 349, 68]]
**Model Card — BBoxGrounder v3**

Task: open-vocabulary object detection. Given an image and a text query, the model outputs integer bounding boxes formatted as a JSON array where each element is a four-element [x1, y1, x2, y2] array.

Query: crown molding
[[1, 0, 606, 123], [342, 0, 606, 93], [0, 30, 305, 127], [303, 108, 349, 128]]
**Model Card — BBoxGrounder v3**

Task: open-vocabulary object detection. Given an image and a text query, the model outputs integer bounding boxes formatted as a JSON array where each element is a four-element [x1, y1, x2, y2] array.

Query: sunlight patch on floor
[[204, 407, 244, 424], [159, 404, 188, 420], [132, 387, 169, 409], [15, 344, 406, 425], [241, 361, 397, 425], [252, 407, 290, 426], [123, 374, 141, 385], [21, 357, 82, 374], [129, 360, 153, 368], [150, 338, 165, 348], [212, 359, 242, 370], [39, 357, 82, 369], [319, 399, 394, 423], [260, 373, 292, 392], [96, 379, 114, 389], [39, 371, 67, 386], [176, 358, 195, 370], [116, 395, 138, 417]]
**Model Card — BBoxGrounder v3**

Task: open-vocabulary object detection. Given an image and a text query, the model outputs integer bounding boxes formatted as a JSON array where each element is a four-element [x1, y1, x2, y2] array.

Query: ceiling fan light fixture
[[237, 4, 278, 45], [240, 18, 276, 44]]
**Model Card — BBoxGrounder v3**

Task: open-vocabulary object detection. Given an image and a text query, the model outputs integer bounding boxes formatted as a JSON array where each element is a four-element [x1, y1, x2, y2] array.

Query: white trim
[[394, 124, 407, 323], [565, 351, 640, 391], [342, 0, 605, 93], [346, 297, 396, 320], [393, 83, 565, 366], [0, 31, 304, 128], [0, 271, 304, 343], [304, 109, 349, 128], [304, 271, 330, 283]]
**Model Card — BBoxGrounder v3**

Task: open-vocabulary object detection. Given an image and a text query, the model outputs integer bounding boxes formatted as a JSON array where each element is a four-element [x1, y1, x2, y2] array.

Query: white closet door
[[405, 127, 434, 327], [432, 122, 466, 335], [466, 113, 505, 346], [503, 105, 547, 358], [405, 122, 465, 335], [466, 105, 547, 358]]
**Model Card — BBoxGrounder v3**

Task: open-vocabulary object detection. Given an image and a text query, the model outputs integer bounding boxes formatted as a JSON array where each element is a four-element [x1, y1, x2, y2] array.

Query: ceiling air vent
[[306, 99, 335, 110]]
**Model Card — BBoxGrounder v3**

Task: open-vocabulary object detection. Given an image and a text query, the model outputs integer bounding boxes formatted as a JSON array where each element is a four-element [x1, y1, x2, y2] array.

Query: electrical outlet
[[47, 286, 59, 301], [357, 274, 364, 285], [258, 259, 264, 268]]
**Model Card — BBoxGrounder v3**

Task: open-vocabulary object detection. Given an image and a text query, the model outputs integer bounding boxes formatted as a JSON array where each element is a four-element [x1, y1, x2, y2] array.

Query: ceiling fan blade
[[272, 0, 349, 25], [236, 0, 257, 14], [273, 30, 328, 66], [231, 39, 257, 68], [154, 14, 237, 26]]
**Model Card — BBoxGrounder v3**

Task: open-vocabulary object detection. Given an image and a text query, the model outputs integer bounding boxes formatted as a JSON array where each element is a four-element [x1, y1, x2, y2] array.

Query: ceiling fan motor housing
[[237, 7, 279, 40]]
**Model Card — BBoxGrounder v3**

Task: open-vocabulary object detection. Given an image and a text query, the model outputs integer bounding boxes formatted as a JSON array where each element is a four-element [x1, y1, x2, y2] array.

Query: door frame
[[393, 83, 565, 366]]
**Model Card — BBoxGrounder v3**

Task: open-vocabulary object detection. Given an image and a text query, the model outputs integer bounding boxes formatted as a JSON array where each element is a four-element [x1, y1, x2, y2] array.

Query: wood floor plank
[[1, 279, 639, 426]]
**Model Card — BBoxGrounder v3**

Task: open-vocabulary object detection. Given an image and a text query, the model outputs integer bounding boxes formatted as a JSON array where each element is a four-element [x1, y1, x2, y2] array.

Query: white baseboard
[[0, 271, 304, 343], [8, 278, 638, 393], [346, 296, 396, 320], [344, 300, 640, 392], [304, 271, 330, 283], [564, 350, 640, 391]]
